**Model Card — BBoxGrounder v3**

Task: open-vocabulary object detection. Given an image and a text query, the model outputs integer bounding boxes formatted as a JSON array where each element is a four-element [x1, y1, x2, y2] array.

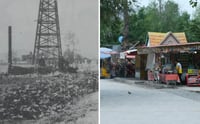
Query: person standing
[[175, 60, 182, 84], [153, 63, 160, 82]]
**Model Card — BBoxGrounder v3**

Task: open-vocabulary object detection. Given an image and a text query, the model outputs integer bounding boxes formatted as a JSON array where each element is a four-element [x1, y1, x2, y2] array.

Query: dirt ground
[[37, 92, 98, 124], [64, 92, 98, 124]]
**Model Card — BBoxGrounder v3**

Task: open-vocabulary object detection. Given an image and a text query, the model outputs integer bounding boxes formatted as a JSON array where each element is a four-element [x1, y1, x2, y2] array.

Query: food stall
[[186, 69, 200, 86], [146, 53, 180, 85], [138, 43, 200, 85], [124, 49, 137, 77], [137, 32, 200, 85], [159, 63, 180, 85], [100, 47, 119, 78], [100, 47, 112, 78]]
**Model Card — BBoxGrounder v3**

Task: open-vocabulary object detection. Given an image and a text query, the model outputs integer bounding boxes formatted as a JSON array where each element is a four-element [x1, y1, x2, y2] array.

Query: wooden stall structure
[[136, 32, 200, 85]]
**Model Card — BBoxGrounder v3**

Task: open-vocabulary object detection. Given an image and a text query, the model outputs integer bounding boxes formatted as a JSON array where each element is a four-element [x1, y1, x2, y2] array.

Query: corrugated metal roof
[[147, 32, 187, 47]]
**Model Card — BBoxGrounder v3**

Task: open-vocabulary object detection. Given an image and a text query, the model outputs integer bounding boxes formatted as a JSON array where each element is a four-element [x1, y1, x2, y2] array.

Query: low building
[[136, 32, 200, 85]]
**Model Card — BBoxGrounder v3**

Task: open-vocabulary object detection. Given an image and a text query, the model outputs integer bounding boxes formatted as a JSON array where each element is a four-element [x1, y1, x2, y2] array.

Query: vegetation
[[190, 0, 198, 7], [100, 0, 200, 47]]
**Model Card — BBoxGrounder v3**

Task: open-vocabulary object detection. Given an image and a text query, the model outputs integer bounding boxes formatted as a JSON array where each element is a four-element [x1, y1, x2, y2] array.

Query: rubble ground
[[0, 71, 98, 124]]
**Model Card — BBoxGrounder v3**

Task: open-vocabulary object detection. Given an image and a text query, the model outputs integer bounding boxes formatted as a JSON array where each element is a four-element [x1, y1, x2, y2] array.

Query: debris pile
[[0, 72, 98, 120]]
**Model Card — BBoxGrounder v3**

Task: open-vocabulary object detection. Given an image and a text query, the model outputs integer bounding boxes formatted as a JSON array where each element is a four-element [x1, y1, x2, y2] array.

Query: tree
[[128, 7, 147, 44], [189, 20, 200, 41], [161, 0, 180, 32], [101, 0, 198, 47], [144, 1, 161, 31], [100, 0, 122, 46], [128, 0, 193, 43], [188, 5, 200, 41], [100, 0, 137, 47], [190, 0, 198, 7]]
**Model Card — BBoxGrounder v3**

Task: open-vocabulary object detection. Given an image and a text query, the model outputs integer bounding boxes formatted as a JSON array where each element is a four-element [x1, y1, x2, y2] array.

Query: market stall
[[100, 47, 119, 78], [186, 69, 200, 86], [124, 49, 137, 77], [137, 32, 200, 85], [159, 73, 180, 85], [139, 43, 200, 84], [100, 47, 112, 78]]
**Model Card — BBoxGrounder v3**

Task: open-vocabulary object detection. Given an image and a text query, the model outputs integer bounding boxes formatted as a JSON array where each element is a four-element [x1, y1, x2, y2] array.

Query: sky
[[0, 0, 98, 62], [0, 0, 197, 62], [138, 0, 196, 15]]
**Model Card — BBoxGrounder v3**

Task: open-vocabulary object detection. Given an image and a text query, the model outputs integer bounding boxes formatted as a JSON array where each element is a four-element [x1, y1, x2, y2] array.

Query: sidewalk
[[113, 77, 200, 92], [179, 86, 200, 92]]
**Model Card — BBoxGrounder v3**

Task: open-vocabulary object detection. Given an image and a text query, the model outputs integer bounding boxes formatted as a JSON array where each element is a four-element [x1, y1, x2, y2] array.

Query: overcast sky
[[0, 0, 98, 62], [0, 0, 197, 62]]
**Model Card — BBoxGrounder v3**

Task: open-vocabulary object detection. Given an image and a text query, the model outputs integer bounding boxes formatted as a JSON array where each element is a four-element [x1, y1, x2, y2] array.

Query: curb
[[113, 78, 177, 89]]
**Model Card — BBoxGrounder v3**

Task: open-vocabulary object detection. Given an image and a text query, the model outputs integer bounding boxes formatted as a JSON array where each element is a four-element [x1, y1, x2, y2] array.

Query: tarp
[[100, 47, 118, 59], [124, 49, 137, 59], [124, 49, 137, 54]]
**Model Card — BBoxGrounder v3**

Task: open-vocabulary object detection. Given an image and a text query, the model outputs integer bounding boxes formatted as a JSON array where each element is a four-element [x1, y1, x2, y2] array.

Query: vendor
[[175, 60, 183, 84], [153, 63, 160, 81]]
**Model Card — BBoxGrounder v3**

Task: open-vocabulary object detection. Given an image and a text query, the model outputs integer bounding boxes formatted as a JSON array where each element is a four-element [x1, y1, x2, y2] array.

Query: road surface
[[100, 79, 200, 124]]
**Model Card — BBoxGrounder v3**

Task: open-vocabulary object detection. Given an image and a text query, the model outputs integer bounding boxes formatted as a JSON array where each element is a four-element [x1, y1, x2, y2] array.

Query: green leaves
[[190, 0, 198, 7], [101, 0, 200, 46], [100, 0, 136, 46]]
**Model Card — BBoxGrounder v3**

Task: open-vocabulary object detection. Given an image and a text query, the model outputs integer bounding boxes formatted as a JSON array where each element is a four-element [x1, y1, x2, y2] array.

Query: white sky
[[138, 0, 196, 15], [0, 0, 196, 62], [0, 0, 98, 62]]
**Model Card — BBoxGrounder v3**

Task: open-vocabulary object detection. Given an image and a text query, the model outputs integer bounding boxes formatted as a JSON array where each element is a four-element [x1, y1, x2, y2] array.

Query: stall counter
[[159, 73, 180, 85], [186, 74, 200, 86]]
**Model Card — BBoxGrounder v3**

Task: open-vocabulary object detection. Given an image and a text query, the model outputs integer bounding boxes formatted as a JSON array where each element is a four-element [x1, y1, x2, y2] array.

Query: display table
[[186, 74, 200, 86], [147, 71, 154, 81], [159, 74, 180, 85]]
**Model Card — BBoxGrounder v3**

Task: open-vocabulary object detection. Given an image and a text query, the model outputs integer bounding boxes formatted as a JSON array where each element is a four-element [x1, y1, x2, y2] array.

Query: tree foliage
[[190, 0, 198, 7], [188, 5, 200, 41], [101, 0, 200, 47], [100, 0, 136, 46]]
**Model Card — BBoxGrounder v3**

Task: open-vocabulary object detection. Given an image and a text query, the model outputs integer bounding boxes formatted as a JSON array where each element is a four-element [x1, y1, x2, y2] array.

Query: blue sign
[[118, 36, 123, 43]]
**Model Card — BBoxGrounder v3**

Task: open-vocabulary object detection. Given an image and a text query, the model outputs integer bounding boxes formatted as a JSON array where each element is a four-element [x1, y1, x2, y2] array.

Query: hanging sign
[[120, 52, 125, 59]]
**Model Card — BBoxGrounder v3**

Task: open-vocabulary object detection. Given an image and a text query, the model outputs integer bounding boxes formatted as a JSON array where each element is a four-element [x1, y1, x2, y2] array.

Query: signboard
[[120, 52, 125, 59]]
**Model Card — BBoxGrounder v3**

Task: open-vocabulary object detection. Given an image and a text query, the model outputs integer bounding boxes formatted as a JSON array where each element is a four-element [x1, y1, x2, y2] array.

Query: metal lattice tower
[[33, 0, 62, 68]]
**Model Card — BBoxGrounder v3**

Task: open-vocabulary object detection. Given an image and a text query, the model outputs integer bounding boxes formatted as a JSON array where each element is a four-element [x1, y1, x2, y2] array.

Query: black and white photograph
[[0, 0, 98, 123]]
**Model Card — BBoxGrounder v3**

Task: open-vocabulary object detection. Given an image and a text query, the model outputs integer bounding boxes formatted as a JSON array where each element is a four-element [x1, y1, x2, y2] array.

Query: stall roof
[[149, 42, 200, 48], [147, 32, 187, 47], [124, 49, 137, 54], [138, 42, 200, 54]]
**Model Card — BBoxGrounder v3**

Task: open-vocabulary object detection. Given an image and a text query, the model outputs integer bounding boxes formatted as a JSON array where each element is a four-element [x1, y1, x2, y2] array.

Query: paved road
[[100, 79, 200, 124]]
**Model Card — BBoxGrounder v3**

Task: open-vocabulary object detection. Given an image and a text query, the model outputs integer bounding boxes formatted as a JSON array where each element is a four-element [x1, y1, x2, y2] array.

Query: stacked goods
[[0, 72, 98, 120]]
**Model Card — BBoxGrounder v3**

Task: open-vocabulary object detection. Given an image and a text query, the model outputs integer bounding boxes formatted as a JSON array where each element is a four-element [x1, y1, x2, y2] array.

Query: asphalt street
[[100, 79, 200, 124]]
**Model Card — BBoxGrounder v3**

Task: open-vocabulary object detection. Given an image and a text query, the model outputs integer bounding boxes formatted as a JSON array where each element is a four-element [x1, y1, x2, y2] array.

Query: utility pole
[[8, 26, 12, 73], [33, 0, 62, 69]]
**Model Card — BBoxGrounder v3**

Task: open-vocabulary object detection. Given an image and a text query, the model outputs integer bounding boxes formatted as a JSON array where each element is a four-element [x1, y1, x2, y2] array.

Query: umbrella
[[100, 47, 113, 59]]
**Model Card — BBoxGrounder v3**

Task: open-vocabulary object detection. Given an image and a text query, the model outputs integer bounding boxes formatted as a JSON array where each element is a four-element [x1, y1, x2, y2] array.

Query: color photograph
[[100, 0, 200, 124]]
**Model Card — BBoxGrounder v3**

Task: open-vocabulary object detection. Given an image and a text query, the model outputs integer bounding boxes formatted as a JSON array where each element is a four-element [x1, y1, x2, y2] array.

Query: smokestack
[[8, 26, 12, 73]]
